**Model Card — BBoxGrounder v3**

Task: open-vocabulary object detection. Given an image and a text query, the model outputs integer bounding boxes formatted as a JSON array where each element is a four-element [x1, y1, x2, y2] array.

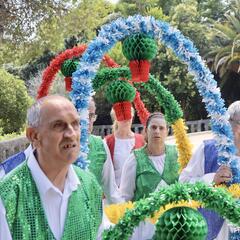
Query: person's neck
[[147, 143, 165, 156], [37, 155, 69, 192], [115, 128, 134, 139]]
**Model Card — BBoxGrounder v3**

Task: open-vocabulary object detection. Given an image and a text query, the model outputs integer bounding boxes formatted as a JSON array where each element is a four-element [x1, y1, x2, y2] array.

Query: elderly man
[[0, 97, 122, 204], [180, 101, 240, 240], [0, 95, 102, 239]]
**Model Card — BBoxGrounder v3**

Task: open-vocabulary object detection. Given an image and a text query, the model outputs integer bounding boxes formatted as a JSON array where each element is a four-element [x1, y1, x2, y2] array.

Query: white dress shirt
[[179, 143, 215, 184], [0, 144, 33, 179], [0, 151, 108, 240], [112, 137, 135, 186], [102, 140, 123, 204], [0, 142, 122, 204], [179, 142, 229, 240], [120, 152, 167, 240]]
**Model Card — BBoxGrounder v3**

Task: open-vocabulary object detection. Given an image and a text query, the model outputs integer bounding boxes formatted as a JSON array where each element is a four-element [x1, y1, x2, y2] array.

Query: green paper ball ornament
[[61, 59, 79, 77], [122, 33, 158, 61], [105, 80, 136, 104], [154, 207, 208, 240]]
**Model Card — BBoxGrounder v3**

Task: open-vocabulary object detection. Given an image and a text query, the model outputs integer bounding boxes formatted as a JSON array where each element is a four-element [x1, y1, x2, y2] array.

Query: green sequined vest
[[88, 134, 107, 187], [133, 145, 179, 201], [0, 162, 102, 240]]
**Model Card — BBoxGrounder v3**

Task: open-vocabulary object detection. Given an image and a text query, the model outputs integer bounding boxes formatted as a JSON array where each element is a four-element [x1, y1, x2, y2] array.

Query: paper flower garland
[[38, 45, 87, 98], [70, 15, 237, 178], [104, 200, 201, 225], [133, 91, 150, 126], [103, 182, 240, 239]]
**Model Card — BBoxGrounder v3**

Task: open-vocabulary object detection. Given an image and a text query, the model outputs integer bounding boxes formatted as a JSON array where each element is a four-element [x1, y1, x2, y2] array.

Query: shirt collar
[[27, 151, 80, 197], [24, 144, 33, 158]]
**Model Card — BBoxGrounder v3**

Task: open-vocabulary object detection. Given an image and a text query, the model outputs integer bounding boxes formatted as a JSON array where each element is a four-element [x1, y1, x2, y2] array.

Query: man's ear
[[26, 127, 40, 148]]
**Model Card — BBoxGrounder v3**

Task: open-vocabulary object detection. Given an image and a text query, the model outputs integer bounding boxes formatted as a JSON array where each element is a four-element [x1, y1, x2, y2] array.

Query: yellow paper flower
[[172, 118, 193, 171], [104, 200, 200, 224]]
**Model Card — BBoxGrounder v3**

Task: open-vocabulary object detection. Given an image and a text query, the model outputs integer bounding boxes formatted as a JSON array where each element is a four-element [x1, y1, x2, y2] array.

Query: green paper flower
[[154, 207, 207, 240], [60, 59, 78, 77], [92, 67, 130, 92], [122, 33, 158, 60], [135, 75, 183, 124], [105, 80, 136, 104]]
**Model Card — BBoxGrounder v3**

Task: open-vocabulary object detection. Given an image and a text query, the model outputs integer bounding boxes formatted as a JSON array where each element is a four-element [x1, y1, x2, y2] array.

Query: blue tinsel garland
[[70, 15, 239, 184]]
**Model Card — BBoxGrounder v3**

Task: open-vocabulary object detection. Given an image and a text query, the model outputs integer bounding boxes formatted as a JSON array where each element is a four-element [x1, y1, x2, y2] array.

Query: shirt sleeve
[[0, 198, 12, 240], [102, 140, 124, 204], [0, 166, 6, 180], [179, 143, 215, 184], [119, 153, 137, 201]]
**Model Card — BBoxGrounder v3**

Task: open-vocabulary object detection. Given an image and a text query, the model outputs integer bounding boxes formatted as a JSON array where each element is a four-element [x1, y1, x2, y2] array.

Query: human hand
[[213, 165, 232, 185]]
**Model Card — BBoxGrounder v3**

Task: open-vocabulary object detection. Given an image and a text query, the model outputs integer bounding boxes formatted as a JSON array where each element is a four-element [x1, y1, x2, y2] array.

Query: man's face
[[146, 118, 168, 145], [33, 99, 80, 167], [88, 100, 97, 133], [230, 115, 240, 144]]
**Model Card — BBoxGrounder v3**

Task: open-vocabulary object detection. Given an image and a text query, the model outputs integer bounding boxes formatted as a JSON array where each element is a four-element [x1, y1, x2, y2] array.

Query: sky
[[106, 0, 120, 4]]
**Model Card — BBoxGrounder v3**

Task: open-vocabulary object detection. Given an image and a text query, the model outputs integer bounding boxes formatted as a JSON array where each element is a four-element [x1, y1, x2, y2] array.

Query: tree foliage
[[0, 0, 237, 123], [207, 0, 240, 77], [205, 0, 240, 104], [0, 0, 114, 66], [0, 69, 32, 134], [0, 0, 69, 43]]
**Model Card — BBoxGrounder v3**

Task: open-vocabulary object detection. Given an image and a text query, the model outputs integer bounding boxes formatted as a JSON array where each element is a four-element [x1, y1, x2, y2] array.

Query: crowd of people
[[0, 94, 239, 239]]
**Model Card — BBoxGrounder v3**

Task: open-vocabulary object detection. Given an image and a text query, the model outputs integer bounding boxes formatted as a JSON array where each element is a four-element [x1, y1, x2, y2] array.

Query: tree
[[0, 0, 114, 66], [0, 0, 69, 43], [0, 69, 32, 134], [207, 0, 240, 78], [205, 0, 240, 104]]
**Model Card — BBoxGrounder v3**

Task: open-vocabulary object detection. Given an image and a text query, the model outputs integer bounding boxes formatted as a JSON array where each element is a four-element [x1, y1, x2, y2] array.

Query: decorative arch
[[71, 15, 237, 178]]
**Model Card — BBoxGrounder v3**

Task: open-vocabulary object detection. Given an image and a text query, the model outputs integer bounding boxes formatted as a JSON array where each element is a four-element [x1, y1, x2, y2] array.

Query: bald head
[[27, 95, 77, 128]]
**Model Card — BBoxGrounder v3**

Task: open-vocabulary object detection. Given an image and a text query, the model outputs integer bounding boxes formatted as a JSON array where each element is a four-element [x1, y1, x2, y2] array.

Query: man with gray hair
[[0, 95, 103, 239], [180, 101, 240, 240]]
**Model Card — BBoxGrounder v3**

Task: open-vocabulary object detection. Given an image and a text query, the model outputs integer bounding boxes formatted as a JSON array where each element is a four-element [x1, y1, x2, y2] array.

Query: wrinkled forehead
[[40, 99, 79, 123]]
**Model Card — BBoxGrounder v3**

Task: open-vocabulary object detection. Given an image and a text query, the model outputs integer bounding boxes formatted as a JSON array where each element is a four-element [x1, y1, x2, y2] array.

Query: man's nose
[[64, 124, 77, 137]]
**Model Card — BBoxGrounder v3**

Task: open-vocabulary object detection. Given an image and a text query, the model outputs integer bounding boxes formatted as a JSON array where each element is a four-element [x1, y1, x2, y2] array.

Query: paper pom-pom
[[105, 80, 136, 104], [154, 207, 207, 240], [61, 59, 79, 77], [122, 33, 157, 61], [122, 33, 158, 82], [113, 101, 132, 121]]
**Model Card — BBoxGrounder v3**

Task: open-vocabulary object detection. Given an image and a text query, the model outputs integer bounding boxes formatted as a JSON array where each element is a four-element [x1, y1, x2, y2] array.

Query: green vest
[[0, 162, 102, 240], [133, 145, 179, 201], [88, 134, 107, 187]]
